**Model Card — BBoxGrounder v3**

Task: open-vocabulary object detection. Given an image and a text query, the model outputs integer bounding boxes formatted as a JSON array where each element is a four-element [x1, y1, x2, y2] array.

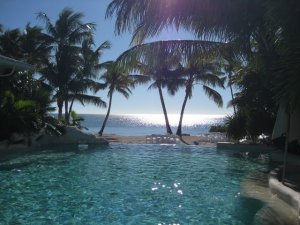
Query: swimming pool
[[0, 144, 270, 224]]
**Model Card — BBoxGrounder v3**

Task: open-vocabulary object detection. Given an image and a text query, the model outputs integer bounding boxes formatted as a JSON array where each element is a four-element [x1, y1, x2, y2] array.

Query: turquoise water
[[0, 145, 269, 224]]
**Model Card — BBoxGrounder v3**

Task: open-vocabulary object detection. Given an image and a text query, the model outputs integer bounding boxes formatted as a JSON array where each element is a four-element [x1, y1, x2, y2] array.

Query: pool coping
[[216, 142, 276, 152], [0, 126, 109, 153], [269, 168, 300, 216], [269, 150, 300, 217]]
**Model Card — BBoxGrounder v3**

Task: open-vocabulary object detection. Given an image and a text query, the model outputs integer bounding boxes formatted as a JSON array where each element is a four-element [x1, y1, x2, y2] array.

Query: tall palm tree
[[225, 64, 236, 114], [98, 61, 134, 136], [37, 8, 95, 120], [176, 62, 225, 137], [138, 51, 183, 134]]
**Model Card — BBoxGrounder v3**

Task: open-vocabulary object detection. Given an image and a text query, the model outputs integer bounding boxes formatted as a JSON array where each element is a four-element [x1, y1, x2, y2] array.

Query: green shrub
[[225, 113, 247, 141], [209, 125, 227, 133]]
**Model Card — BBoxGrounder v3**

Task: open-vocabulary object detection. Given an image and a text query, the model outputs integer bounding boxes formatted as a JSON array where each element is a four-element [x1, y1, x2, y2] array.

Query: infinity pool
[[0, 144, 270, 224]]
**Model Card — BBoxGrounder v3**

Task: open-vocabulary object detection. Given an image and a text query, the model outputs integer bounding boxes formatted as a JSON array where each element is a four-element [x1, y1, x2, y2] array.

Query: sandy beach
[[102, 134, 217, 146]]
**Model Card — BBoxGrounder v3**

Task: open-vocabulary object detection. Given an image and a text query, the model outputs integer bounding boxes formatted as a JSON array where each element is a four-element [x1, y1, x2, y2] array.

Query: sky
[[0, 0, 234, 116]]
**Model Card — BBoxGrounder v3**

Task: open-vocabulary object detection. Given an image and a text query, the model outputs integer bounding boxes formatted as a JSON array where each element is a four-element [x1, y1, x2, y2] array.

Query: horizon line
[[55, 112, 227, 117]]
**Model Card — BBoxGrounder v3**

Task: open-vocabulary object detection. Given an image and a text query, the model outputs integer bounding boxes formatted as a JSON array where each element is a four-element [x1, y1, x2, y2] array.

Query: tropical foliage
[[0, 25, 58, 143], [0, 8, 110, 143]]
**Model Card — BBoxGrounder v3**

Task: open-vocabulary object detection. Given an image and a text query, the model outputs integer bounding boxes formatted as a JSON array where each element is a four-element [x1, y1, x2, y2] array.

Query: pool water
[[0, 145, 269, 224]]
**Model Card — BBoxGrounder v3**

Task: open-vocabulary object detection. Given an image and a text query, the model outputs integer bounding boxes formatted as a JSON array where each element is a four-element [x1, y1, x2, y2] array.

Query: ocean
[[79, 114, 225, 136]]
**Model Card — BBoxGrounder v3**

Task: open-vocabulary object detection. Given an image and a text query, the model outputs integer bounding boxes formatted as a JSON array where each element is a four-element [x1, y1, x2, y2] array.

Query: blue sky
[[0, 0, 234, 116]]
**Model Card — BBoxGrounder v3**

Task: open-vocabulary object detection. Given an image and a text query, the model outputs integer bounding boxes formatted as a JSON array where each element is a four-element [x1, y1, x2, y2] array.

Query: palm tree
[[176, 62, 225, 137], [220, 54, 244, 115], [117, 40, 222, 134], [37, 8, 95, 120], [225, 64, 236, 114], [145, 68, 182, 135], [65, 38, 111, 123], [40, 45, 80, 120], [98, 61, 134, 136]]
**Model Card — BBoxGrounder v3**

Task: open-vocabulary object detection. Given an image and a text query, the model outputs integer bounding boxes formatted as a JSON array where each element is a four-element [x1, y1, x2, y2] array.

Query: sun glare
[[125, 114, 224, 127]]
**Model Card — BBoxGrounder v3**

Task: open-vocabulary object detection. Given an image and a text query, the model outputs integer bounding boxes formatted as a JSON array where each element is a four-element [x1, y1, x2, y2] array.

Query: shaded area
[[241, 170, 300, 225]]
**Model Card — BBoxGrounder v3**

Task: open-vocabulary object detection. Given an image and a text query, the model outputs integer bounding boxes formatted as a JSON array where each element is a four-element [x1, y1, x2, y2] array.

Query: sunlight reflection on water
[[81, 114, 225, 135], [122, 114, 224, 127]]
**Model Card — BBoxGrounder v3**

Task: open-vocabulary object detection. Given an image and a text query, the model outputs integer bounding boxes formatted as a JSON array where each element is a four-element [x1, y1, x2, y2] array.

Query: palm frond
[[202, 85, 223, 107], [147, 82, 159, 91], [68, 23, 96, 44], [196, 73, 225, 89], [69, 93, 107, 108], [116, 87, 131, 99], [96, 40, 111, 52], [117, 40, 223, 68], [36, 12, 57, 37], [91, 82, 107, 93], [106, 0, 264, 45], [227, 99, 234, 108], [131, 74, 151, 85]]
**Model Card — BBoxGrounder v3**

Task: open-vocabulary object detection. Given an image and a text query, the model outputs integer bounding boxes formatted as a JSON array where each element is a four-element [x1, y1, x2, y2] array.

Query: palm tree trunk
[[99, 92, 113, 136], [228, 72, 236, 115], [68, 96, 76, 119], [158, 85, 173, 134], [176, 90, 189, 137], [282, 110, 291, 184], [57, 100, 63, 120], [64, 99, 69, 123]]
